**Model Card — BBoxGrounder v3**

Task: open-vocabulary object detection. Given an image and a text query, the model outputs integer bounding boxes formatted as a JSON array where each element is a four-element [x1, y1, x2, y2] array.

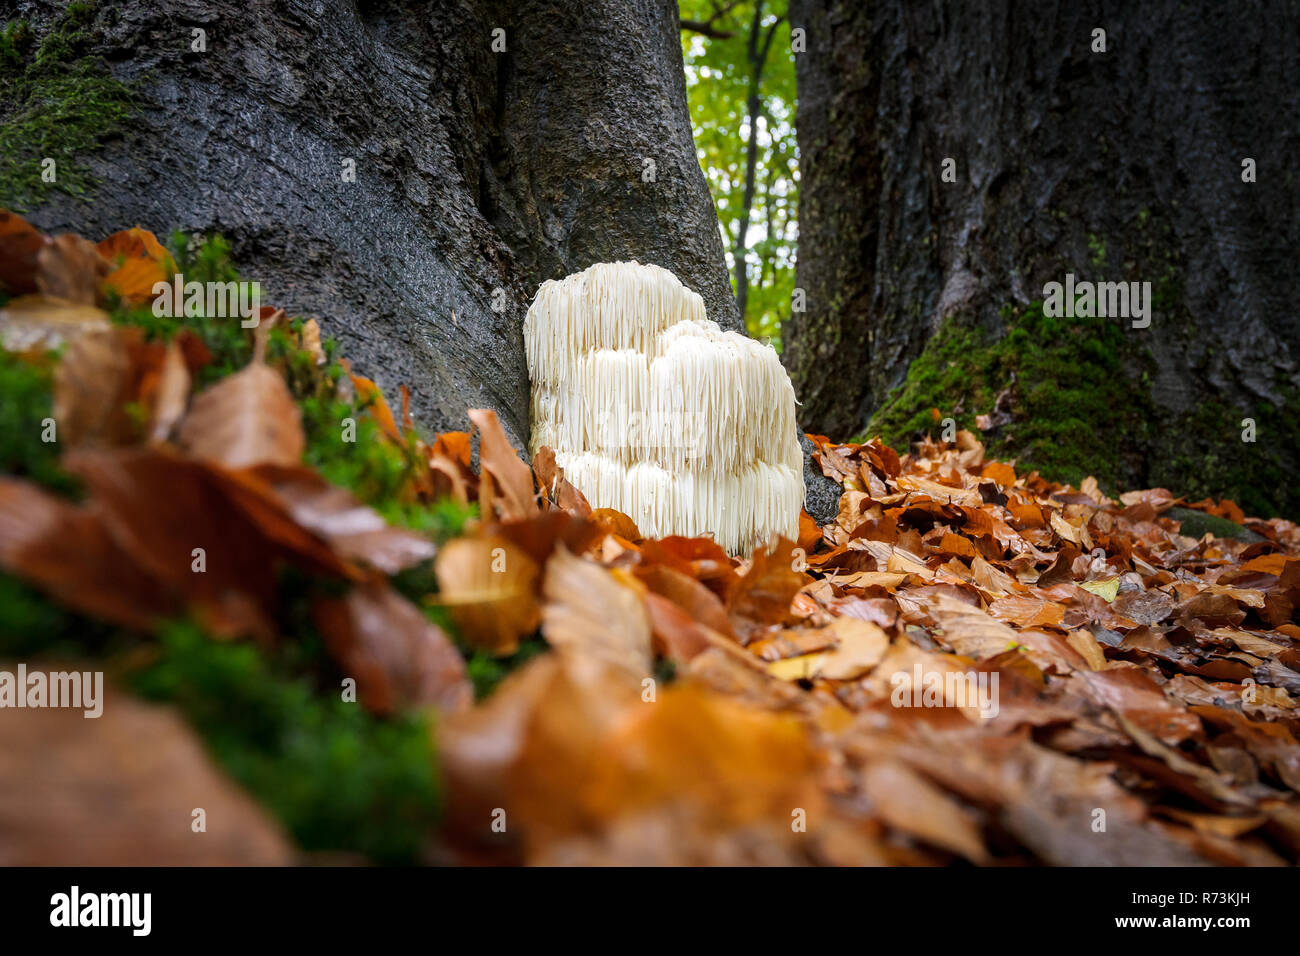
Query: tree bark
[[784, 0, 1300, 514], [781, 0, 878, 438], [9, 0, 740, 448]]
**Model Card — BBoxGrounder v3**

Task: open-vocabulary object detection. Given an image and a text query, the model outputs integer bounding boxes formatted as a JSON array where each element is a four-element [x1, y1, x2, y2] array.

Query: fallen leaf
[[0, 210, 48, 295], [244, 464, 436, 575], [178, 359, 305, 468], [313, 581, 472, 715], [434, 535, 541, 655], [469, 408, 537, 520], [0, 678, 293, 864], [36, 234, 109, 305], [1080, 577, 1120, 602], [541, 545, 651, 682], [0, 294, 110, 351], [52, 326, 135, 447]]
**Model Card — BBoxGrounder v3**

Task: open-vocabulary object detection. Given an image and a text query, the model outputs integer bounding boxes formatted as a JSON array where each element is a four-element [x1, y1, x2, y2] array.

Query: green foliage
[[1150, 387, 1298, 519], [0, 350, 77, 494], [131, 620, 441, 864], [1163, 506, 1262, 544], [0, 2, 134, 210], [464, 635, 548, 701], [681, 1, 796, 342], [0, 573, 114, 655], [868, 301, 1152, 493], [108, 233, 255, 385]]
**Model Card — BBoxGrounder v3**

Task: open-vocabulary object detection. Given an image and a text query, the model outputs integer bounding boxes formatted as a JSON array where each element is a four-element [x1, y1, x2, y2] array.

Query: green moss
[[1164, 506, 1264, 544], [110, 233, 253, 384], [0, 226, 486, 862], [464, 636, 548, 700], [0, 2, 135, 210], [0, 350, 78, 495], [1150, 386, 1300, 519], [131, 620, 440, 864], [867, 301, 1152, 493]]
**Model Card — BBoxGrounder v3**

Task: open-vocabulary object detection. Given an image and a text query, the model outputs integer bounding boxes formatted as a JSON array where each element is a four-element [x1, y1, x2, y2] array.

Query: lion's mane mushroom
[[524, 261, 804, 554]]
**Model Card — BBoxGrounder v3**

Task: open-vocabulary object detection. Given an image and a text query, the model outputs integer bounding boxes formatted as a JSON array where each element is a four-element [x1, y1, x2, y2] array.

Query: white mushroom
[[524, 261, 803, 554]]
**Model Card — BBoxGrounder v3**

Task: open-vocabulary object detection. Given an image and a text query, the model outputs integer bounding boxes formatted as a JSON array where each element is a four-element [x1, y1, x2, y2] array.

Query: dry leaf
[[434, 535, 541, 654], [313, 581, 472, 715], [0, 679, 293, 864], [36, 234, 109, 305], [179, 360, 305, 468], [469, 407, 536, 520], [0, 294, 110, 351], [541, 545, 651, 681]]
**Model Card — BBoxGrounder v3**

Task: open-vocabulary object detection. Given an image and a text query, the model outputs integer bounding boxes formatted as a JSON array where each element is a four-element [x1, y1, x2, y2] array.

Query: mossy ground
[[867, 300, 1153, 494], [867, 298, 1300, 518], [0, 2, 135, 210], [0, 232, 478, 863]]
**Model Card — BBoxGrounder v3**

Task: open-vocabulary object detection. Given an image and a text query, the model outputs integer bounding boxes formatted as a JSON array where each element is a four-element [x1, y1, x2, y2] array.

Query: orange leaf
[[468, 407, 536, 520]]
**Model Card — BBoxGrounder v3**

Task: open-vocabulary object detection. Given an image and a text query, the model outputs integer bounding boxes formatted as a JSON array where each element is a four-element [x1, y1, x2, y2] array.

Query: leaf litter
[[2, 212, 1300, 865]]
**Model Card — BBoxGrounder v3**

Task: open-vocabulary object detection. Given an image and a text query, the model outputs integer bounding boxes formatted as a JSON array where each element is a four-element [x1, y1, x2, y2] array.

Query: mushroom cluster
[[524, 261, 803, 554]]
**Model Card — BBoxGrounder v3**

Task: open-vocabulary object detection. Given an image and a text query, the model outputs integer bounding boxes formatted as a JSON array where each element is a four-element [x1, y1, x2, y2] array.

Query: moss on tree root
[[0, 231, 476, 863], [0, 2, 134, 210], [867, 300, 1300, 519]]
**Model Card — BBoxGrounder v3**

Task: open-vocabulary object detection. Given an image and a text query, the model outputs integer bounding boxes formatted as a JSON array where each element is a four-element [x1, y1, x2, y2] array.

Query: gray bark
[[8, 0, 740, 448], [783, 0, 1300, 513]]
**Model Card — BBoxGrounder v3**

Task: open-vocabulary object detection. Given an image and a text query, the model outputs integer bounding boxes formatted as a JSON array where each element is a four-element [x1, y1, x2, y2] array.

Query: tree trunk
[[783, 0, 1300, 516], [8, 0, 739, 448]]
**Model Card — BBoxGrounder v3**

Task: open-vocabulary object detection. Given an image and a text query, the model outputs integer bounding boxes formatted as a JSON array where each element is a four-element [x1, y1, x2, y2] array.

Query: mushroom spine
[[524, 261, 804, 555]]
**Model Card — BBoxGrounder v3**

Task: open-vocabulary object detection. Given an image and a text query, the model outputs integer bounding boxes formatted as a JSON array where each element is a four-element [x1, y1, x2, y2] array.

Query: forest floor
[[2, 212, 1299, 866]]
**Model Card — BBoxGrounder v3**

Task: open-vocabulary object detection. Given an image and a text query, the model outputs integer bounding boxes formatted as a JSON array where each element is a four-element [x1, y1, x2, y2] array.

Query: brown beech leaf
[[861, 760, 988, 863], [52, 326, 135, 447], [434, 535, 541, 655], [244, 464, 435, 575], [728, 537, 807, 640], [0, 478, 178, 630], [178, 360, 305, 468], [341, 360, 404, 444], [0, 210, 48, 295], [63, 448, 291, 638], [574, 683, 822, 833], [636, 563, 732, 637], [36, 234, 109, 305], [541, 544, 651, 681], [589, 507, 642, 542], [469, 407, 536, 520], [531, 446, 591, 516], [427, 430, 476, 505], [644, 591, 718, 663], [0, 679, 294, 864], [96, 227, 175, 305], [313, 582, 472, 716], [298, 317, 326, 365], [146, 338, 191, 442]]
